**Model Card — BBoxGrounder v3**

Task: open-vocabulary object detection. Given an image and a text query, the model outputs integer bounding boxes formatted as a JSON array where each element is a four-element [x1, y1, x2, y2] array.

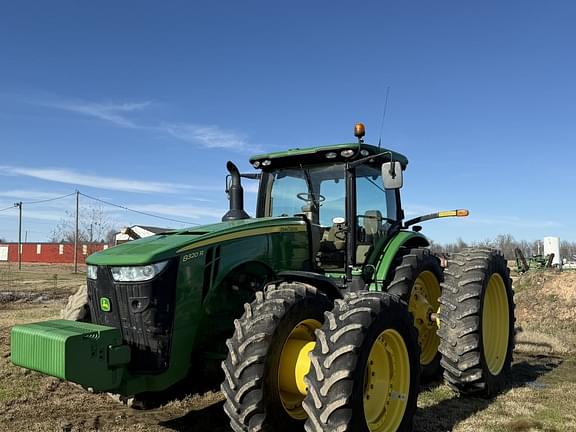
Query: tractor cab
[[249, 124, 407, 276]]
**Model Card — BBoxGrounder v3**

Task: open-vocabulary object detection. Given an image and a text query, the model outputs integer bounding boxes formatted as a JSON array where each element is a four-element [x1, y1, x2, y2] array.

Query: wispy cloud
[[159, 123, 257, 152], [123, 203, 227, 220], [0, 165, 218, 194], [403, 205, 438, 217], [0, 189, 70, 201], [0, 207, 62, 221], [37, 99, 151, 128], [31, 96, 259, 153]]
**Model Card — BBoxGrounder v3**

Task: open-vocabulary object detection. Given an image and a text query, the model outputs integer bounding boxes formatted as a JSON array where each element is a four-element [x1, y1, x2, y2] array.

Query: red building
[[0, 242, 110, 264]]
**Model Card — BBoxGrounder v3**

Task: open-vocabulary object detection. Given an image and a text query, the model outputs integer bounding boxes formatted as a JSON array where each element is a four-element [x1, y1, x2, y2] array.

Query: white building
[[115, 225, 170, 244]]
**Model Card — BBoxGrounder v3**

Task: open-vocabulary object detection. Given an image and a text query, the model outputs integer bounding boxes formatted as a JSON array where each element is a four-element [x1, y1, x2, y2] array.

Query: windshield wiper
[[299, 164, 319, 204], [363, 176, 386, 194]]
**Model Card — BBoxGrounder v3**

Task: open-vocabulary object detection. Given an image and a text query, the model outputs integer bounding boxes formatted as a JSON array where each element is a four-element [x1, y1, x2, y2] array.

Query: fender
[[368, 231, 429, 291], [212, 260, 276, 294], [276, 271, 343, 300]]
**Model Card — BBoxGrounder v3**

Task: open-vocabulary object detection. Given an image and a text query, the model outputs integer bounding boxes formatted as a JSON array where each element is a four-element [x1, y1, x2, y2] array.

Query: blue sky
[[1, 1, 575, 243]]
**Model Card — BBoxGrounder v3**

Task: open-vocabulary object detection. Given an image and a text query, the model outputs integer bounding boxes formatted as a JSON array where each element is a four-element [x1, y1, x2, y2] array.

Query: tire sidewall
[[262, 292, 333, 430], [478, 255, 515, 392], [348, 299, 420, 432]]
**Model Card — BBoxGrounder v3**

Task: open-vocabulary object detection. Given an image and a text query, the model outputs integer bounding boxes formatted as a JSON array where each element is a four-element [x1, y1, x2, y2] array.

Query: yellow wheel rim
[[364, 329, 411, 432], [408, 271, 441, 366], [278, 319, 320, 420], [482, 273, 510, 375]]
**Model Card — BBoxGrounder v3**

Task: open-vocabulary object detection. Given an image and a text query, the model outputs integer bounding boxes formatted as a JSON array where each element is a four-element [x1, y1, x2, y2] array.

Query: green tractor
[[11, 124, 515, 431]]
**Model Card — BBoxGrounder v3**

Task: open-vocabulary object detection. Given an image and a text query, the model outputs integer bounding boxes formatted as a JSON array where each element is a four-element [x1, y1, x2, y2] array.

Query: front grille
[[87, 260, 178, 374]]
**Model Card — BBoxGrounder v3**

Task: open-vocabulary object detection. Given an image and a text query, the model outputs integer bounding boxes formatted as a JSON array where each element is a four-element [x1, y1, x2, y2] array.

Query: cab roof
[[249, 143, 409, 170]]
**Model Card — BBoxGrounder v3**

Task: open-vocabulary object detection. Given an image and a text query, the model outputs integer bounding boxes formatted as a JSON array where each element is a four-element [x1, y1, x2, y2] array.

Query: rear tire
[[438, 248, 515, 396], [221, 282, 333, 432], [303, 292, 420, 432], [387, 248, 443, 379]]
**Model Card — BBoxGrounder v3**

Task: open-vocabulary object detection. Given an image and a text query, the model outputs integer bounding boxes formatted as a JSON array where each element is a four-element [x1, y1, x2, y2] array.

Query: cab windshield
[[268, 164, 345, 226], [265, 163, 397, 226], [264, 162, 399, 269]]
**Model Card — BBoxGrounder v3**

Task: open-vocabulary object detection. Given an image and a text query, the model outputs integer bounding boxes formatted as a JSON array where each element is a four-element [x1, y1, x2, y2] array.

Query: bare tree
[[493, 234, 515, 259], [50, 203, 117, 247], [560, 240, 576, 261], [105, 229, 117, 245]]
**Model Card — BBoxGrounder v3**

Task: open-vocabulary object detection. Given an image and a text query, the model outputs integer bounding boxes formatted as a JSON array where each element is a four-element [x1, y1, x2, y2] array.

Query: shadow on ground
[[160, 400, 232, 432], [414, 353, 563, 431], [158, 354, 563, 432]]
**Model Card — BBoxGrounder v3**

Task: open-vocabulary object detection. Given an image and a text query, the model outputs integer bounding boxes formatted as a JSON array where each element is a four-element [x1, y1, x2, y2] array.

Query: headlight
[[340, 149, 355, 158], [87, 265, 98, 280], [110, 260, 169, 282]]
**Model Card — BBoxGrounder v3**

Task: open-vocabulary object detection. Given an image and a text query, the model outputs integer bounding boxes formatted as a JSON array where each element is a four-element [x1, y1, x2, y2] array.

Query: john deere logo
[[100, 297, 111, 312]]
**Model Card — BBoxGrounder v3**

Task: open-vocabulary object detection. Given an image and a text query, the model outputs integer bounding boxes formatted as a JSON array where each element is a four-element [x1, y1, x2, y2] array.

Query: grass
[[0, 303, 60, 403], [0, 368, 41, 402], [411, 354, 576, 431], [0, 263, 85, 298]]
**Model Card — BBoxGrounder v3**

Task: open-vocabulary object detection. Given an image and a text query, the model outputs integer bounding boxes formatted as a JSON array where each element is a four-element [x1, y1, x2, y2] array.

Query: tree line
[[429, 234, 576, 262]]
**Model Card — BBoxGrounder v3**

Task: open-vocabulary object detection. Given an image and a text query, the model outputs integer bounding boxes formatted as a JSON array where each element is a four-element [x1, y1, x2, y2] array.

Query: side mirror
[[382, 161, 403, 189]]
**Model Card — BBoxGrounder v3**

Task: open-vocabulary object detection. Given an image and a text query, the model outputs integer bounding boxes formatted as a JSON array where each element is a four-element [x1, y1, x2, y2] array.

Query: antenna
[[377, 86, 391, 148]]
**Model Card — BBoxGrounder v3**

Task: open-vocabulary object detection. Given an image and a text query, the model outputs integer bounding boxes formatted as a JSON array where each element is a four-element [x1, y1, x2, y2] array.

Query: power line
[[79, 192, 200, 226], [0, 205, 17, 213], [22, 192, 76, 205]]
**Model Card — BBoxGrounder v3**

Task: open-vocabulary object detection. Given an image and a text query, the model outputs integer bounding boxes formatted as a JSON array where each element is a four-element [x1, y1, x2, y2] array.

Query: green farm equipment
[[11, 124, 515, 431], [514, 247, 554, 273]]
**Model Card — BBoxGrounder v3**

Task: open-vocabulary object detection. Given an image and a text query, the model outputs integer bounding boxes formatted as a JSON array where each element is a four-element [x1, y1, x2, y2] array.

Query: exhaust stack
[[222, 161, 250, 221]]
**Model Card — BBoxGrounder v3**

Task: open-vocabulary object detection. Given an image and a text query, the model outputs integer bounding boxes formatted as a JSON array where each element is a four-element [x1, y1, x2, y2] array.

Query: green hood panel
[[87, 217, 307, 266]]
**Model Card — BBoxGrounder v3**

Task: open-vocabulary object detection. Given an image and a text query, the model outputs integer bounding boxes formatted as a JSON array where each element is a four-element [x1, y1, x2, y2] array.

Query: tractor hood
[[87, 217, 307, 266]]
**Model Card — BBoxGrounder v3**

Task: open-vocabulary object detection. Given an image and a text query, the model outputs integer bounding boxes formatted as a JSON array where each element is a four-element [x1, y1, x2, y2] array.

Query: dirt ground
[[0, 264, 575, 432]]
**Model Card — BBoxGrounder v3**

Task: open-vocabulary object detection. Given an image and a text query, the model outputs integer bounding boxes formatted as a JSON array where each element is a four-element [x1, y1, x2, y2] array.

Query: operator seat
[[363, 210, 382, 241]]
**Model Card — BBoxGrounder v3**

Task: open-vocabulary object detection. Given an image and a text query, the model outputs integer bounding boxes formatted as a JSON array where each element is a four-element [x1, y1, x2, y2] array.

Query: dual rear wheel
[[222, 248, 515, 431], [221, 283, 419, 432], [386, 247, 515, 397]]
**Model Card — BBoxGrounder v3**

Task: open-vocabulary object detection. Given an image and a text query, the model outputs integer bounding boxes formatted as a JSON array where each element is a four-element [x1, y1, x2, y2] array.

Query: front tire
[[303, 292, 420, 432], [221, 282, 333, 432], [438, 248, 515, 396]]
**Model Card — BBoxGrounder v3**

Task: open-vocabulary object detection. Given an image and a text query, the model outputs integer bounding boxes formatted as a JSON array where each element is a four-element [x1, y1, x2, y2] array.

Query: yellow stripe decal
[[438, 211, 457, 218], [177, 225, 307, 253]]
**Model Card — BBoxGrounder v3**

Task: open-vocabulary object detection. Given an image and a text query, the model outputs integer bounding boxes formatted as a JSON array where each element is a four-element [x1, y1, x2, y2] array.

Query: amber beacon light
[[354, 122, 366, 142]]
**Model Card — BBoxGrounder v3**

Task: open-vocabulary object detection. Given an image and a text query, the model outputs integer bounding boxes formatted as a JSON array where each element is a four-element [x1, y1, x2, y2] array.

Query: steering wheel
[[296, 192, 326, 203]]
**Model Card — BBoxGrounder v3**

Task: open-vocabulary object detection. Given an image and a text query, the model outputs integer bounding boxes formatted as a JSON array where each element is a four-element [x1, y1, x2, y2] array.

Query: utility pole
[[14, 202, 22, 271], [73, 190, 79, 274]]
